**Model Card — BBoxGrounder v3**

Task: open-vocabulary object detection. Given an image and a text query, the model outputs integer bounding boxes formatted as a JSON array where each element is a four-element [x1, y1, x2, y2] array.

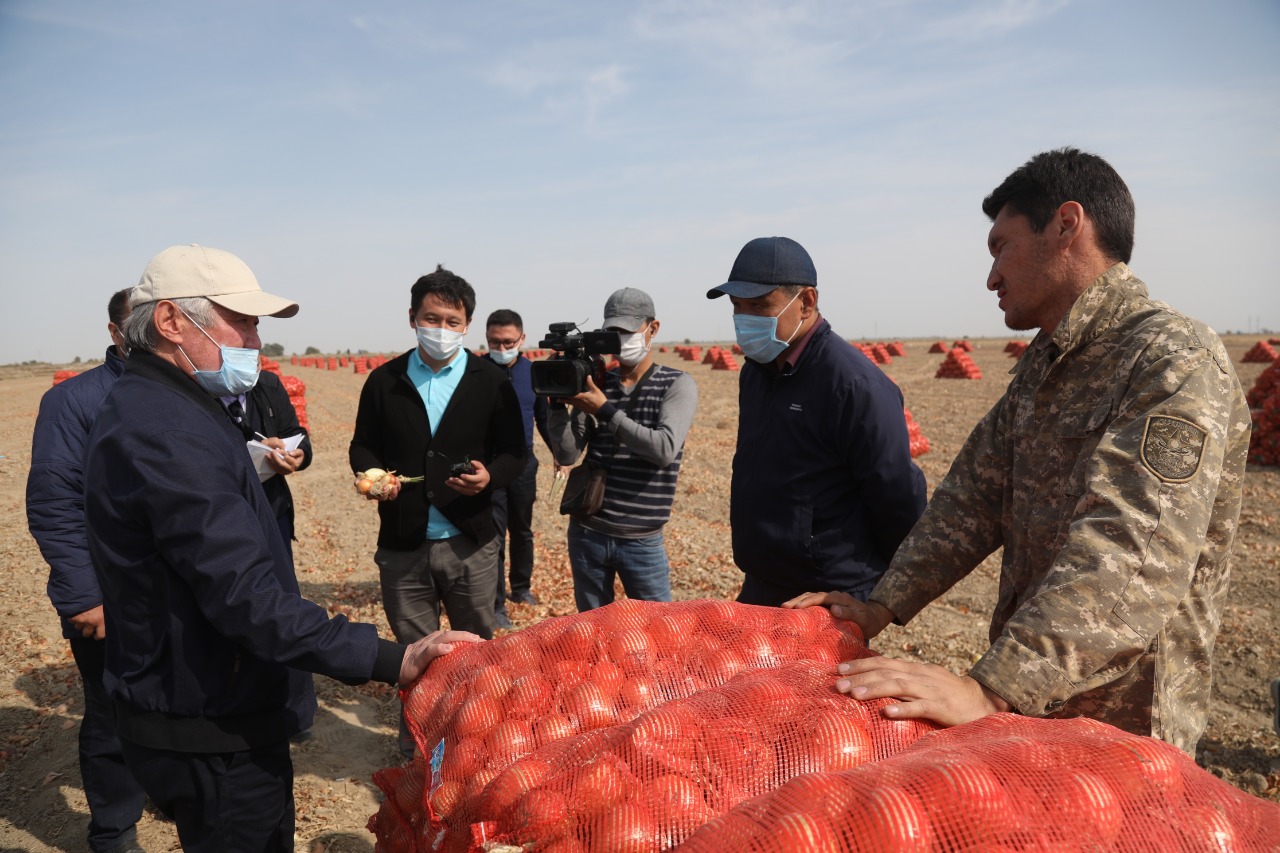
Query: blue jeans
[[567, 521, 672, 612]]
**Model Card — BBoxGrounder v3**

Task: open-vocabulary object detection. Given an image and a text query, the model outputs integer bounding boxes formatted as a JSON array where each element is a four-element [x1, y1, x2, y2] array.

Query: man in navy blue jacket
[[27, 288, 147, 853], [83, 245, 479, 851], [481, 308, 554, 629], [707, 236, 927, 606]]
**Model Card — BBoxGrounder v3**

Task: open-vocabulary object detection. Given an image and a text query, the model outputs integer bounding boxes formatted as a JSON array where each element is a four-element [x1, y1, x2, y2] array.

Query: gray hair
[[121, 295, 218, 352]]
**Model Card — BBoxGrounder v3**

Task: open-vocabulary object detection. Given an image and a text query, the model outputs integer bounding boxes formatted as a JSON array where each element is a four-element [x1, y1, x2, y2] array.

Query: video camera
[[530, 322, 622, 397]]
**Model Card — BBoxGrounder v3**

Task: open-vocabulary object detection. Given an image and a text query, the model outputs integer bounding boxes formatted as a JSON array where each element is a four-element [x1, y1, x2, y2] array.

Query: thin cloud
[[910, 0, 1069, 43], [584, 64, 629, 129]]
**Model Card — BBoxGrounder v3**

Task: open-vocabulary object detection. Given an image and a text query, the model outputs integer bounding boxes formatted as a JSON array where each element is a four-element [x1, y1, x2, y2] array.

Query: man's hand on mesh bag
[[399, 630, 485, 687]]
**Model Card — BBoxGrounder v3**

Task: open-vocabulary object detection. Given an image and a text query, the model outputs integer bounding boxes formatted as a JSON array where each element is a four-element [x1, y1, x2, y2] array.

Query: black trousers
[[492, 452, 539, 610], [120, 737, 294, 852], [69, 637, 146, 852]]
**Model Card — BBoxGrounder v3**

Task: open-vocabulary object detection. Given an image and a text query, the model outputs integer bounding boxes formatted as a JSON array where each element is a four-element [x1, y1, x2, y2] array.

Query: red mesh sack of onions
[[467, 660, 937, 852], [674, 714, 1280, 853], [368, 599, 935, 852]]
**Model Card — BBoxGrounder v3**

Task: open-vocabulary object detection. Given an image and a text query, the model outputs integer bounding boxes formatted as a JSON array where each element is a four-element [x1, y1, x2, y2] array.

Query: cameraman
[[547, 288, 698, 611]]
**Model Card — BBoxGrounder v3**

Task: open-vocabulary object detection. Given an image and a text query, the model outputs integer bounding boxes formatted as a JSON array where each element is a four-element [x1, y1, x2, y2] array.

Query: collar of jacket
[[1044, 262, 1148, 357], [104, 346, 127, 378], [125, 348, 232, 420], [759, 317, 830, 377]]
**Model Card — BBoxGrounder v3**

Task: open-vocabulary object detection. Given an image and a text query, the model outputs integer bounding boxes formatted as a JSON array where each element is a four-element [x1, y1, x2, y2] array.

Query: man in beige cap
[[83, 245, 482, 851]]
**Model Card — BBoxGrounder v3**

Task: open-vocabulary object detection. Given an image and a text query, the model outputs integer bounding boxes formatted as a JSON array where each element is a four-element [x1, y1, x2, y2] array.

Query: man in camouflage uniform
[[787, 148, 1251, 754]]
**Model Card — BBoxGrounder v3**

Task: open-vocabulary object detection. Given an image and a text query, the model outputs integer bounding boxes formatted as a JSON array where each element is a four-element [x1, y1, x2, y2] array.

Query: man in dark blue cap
[[707, 236, 927, 606]]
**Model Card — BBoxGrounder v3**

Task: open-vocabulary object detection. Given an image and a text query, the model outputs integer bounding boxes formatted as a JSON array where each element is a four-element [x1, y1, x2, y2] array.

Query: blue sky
[[2, 0, 1277, 363]]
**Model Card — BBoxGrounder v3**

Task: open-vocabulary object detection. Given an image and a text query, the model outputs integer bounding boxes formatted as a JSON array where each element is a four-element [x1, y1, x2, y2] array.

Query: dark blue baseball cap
[[707, 236, 817, 299]]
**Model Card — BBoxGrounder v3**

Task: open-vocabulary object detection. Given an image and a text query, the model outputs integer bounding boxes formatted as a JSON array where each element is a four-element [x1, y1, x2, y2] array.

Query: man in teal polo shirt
[[350, 265, 527, 759]]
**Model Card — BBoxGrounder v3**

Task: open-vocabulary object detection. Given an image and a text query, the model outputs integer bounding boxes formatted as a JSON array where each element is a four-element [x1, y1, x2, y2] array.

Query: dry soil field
[[0, 337, 1276, 851]]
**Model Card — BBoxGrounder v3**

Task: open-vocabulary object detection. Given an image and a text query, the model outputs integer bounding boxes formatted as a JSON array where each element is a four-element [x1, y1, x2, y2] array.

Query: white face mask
[[416, 325, 464, 361], [490, 347, 520, 365], [618, 325, 651, 367]]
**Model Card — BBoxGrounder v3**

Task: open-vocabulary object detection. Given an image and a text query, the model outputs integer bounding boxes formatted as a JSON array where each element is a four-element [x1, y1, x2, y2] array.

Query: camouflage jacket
[[871, 264, 1251, 752]]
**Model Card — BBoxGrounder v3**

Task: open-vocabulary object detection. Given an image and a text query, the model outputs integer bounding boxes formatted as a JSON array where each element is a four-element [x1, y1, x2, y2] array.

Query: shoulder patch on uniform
[[1140, 415, 1206, 483]]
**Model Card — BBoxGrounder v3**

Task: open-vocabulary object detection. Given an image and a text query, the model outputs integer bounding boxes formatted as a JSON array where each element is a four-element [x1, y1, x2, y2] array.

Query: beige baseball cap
[[131, 244, 299, 318]]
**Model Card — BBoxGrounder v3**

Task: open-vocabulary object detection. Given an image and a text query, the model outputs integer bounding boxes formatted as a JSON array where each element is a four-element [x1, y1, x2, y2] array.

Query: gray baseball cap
[[603, 287, 655, 332]]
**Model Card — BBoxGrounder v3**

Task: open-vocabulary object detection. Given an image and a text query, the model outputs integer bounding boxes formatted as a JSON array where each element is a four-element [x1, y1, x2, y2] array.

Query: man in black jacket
[[219, 369, 312, 560], [84, 245, 478, 851], [349, 265, 526, 757]]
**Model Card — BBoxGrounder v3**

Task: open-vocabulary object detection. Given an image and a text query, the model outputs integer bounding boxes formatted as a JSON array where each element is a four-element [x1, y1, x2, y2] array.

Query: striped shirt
[[548, 364, 697, 538]]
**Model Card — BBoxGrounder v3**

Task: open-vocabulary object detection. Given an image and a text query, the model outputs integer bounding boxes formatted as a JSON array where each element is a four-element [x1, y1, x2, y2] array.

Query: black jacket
[[349, 349, 528, 551], [238, 371, 312, 538], [84, 350, 404, 753]]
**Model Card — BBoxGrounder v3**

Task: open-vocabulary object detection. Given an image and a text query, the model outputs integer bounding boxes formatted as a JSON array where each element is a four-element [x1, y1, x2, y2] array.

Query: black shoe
[[495, 610, 514, 630], [100, 840, 146, 853], [289, 728, 314, 744], [1272, 678, 1279, 737], [509, 591, 540, 606]]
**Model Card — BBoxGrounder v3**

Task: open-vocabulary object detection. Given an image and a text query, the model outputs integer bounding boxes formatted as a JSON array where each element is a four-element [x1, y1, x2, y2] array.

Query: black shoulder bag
[[559, 365, 657, 517]]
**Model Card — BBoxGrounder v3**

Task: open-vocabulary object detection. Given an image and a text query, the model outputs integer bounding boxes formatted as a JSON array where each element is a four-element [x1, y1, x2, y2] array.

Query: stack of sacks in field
[[368, 600, 939, 853], [1246, 358, 1280, 465], [851, 342, 877, 362], [860, 340, 890, 363], [952, 339, 974, 352], [280, 375, 308, 430], [52, 370, 80, 386], [675, 345, 702, 362], [1006, 340, 1029, 358], [886, 375, 931, 458], [712, 350, 739, 371], [1242, 340, 1278, 363], [936, 348, 982, 379], [905, 408, 930, 458], [928, 341, 948, 353], [701, 346, 723, 365], [676, 715, 1280, 853], [885, 341, 906, 357], [731, 343, 744, 355]]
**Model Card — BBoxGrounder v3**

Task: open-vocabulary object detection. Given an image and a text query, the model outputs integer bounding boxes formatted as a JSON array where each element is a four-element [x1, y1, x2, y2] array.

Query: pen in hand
[[254, 432, 286, 461]]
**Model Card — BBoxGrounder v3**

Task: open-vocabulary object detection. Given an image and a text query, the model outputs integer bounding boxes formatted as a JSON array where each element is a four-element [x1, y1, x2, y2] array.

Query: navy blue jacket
[[350, 349, 528, 551], [480, 353, 551, 451], [731, 319, 927, 599], [27, 347, 126, 639], [84, 350, 404, 752]]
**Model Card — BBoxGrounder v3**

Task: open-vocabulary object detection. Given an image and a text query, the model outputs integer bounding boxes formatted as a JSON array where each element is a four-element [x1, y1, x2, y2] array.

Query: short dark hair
[[410, 265, 476, 320], [108, 287, 132, 326], [486, 309, 523, 332], [982, 147, 1135, 264]]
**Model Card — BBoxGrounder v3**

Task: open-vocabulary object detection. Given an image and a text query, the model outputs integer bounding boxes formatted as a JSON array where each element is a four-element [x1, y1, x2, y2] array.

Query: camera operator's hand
[[563, 376, 607, 415], [446, 458, 490, 496]]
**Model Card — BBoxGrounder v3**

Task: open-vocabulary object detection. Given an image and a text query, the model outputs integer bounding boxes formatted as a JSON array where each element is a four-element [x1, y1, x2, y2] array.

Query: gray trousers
[[375, 536, 499, 643]]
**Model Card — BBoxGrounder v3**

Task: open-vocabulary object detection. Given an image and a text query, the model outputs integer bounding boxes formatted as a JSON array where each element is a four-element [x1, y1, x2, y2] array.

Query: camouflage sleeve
[[870, 393, 1010, 623], [968, 345, 1240, 716]]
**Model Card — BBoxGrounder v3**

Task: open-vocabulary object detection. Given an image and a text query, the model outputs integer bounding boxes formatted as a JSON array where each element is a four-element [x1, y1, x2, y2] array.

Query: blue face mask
[[733, 291, 802, 363], [489, 347, 520, 366], [179, 309, 261, 396]]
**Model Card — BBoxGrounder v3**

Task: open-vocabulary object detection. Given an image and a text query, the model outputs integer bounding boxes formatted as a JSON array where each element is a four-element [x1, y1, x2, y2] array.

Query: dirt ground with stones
[[0, 336, 1275, 851]]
